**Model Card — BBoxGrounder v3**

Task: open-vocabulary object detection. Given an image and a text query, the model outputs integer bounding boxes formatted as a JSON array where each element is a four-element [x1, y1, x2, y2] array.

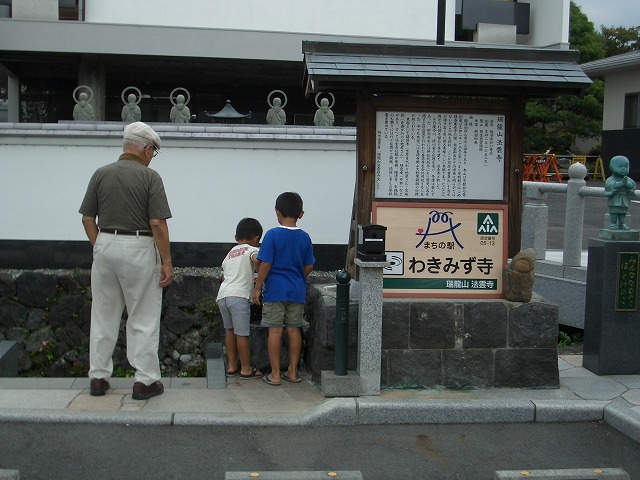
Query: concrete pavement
[[0, 354, 639, 446]]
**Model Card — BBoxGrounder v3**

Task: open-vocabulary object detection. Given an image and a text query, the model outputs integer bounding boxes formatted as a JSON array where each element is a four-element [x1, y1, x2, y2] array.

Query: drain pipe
[[436, 0, 446, 45]]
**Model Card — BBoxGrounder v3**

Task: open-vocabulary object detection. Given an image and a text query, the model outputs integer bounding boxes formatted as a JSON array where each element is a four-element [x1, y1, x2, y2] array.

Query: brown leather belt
[[100, 228, 153, 237]]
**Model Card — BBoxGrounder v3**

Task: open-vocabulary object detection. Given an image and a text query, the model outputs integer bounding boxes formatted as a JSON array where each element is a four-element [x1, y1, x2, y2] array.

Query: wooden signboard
[[375, 111, 505, 201], [373, 202, 508, 298]]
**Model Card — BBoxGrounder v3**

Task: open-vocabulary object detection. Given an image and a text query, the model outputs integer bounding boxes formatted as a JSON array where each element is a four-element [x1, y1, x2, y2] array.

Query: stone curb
[[356, 399, 535, 425], [0, 399, 638, 445], [604, 401, 640, 444], [0, 409, 173, 425], [532, 400, 608, 422], [0, 470, 19, 480]]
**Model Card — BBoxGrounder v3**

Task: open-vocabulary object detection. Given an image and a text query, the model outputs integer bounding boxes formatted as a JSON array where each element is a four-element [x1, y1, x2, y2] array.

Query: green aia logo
[[477, 213, 499, 235]]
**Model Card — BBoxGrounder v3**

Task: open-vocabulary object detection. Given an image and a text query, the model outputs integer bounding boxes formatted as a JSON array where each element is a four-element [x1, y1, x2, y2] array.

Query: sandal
[[262, 374, 281, 386], [240, 366, 264, 380], [225, 368, 240, 377], [282, 372, 301, 383]]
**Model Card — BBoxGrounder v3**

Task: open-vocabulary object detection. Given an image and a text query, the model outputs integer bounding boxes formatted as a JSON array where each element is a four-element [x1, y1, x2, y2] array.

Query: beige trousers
[[88, 232, 162, 385]]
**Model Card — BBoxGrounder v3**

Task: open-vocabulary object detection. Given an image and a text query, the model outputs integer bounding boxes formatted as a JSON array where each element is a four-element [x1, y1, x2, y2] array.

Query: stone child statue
[[73, 91, 94, 121], [503, 248, 536, 302], [121, 93, 142, 123], [604, 155, 637, 230]]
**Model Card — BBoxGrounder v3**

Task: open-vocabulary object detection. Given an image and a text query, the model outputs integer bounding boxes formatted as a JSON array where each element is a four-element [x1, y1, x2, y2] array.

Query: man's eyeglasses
[[147, 144, 160, 158]]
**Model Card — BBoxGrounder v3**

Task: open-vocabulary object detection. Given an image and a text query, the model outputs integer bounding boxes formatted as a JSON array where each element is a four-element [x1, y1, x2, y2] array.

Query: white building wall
[[84, 0, 570, 49], [519, 0, 570, 48], [602, 67, 640, 131], [85, 0, 450, 42], [0, 127, 356, 245]]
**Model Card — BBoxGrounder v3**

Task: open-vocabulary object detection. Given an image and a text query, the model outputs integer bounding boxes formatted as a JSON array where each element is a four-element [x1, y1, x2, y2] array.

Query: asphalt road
[[1, 422, 639, 479]]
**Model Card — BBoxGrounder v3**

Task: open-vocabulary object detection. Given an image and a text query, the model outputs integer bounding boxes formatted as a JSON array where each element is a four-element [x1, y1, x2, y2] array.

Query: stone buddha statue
[[266, 97, 286, 125], [314, 97, 335, 127], [170, 94, 191, 123], [73, 91, 94, 121], [121, 93, 142, 123]]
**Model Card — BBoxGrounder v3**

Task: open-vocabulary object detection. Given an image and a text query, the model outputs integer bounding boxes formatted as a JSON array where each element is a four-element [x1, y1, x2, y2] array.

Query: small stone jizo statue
[[121, 93, 142, 123], [313, 94, 335, 127], [503, 248, 536, 302], [170, 93, 191, 124], [266, 97, 286, 125], [604, 155, 637, 230], [72, 86, 94, 121]]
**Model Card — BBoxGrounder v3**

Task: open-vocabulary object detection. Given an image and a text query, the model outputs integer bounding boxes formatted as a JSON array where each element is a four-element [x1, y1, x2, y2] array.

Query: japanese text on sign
[[616, 252, 639, 311], [375, 112, 505, 200], [373, 203, 507, 299]]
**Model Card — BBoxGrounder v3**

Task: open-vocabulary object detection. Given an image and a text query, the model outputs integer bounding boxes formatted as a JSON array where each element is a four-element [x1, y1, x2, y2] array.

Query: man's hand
[[160, 264, 174, 288]]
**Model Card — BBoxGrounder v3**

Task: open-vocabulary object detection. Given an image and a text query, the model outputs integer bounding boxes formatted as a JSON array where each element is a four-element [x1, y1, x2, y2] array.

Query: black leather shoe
[[89, 378, 110, 396], [132, 381, 164, 400]]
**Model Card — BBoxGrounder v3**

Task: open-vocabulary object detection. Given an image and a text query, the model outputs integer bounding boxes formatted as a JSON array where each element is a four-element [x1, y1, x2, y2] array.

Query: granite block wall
[[304, 285, 560, 389], [1, 270, 559, 388], [0, 269, 333, 378]]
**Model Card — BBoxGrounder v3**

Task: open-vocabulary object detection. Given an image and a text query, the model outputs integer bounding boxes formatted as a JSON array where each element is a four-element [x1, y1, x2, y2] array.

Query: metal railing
[[522, 162, 639, 267]]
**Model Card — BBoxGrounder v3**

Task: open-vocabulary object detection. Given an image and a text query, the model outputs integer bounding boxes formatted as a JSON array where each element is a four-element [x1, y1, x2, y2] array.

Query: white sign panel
[[375, 111, 505, 200]]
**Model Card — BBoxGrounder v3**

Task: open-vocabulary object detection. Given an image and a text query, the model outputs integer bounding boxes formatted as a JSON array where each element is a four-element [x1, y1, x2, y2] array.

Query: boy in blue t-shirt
[[252, 192, 315, 386]]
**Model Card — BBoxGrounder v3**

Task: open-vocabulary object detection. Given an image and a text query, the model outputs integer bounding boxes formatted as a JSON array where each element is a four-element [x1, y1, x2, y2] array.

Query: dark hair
[[275, 192, 303, 218], [235, 217, 263, 240]]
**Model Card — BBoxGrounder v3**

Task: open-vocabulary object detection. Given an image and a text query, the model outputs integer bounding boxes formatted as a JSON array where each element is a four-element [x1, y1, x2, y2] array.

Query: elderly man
[[79, 122, 174, 400]]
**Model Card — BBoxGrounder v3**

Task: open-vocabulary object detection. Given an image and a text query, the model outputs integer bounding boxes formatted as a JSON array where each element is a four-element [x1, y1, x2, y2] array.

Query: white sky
[[572, 0, 640, 29]]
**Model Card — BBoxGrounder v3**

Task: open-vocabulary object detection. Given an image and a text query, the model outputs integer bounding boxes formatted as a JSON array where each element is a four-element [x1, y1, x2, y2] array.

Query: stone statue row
[[265, 90, 335, 126], [73, 85, 192, 124], [72, 86, 336, 126]]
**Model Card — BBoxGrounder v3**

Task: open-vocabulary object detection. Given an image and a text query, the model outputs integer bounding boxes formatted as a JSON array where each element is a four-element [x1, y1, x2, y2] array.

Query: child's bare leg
[[286, 327, 302, 380], [267, 327, 283, 382], [225, 328, 238, 373], [236, 335, 257, 375]]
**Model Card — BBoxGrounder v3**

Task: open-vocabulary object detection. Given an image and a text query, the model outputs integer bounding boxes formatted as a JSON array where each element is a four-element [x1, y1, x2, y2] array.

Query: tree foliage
[[601, 26, 640, 57], [569, 2, 604, 63], [524, 2, 606, 154], [524, 80, 604, 154]]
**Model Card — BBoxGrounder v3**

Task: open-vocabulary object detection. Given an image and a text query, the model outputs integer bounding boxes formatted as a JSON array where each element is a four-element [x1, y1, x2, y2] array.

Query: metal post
[[334, 269, 351, 376]]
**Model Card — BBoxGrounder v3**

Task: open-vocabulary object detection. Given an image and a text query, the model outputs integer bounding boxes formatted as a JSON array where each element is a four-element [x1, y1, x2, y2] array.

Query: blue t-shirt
[[257, 226, 315, 303]]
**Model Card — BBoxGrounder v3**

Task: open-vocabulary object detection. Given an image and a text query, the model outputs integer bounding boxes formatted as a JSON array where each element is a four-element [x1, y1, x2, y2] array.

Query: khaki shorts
[[261, 301, 304, 328]]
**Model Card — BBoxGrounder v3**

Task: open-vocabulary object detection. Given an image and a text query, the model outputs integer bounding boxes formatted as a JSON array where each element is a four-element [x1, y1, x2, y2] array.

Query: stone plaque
[[616, 252, 639, 311]]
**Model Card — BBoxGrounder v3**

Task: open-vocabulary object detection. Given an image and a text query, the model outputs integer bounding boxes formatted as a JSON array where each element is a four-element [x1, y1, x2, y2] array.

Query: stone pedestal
[[320, 371, 361, 397], [354, 258, 388, 396], [583, 237, 640, 375], [304, 286, 559, 389]]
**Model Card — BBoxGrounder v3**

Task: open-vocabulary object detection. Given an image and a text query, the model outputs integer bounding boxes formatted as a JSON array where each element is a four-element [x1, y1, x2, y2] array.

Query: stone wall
[[1, 270, 559, 389], [0, 269, 334, 378], [0, 269, 224, 378], [305, 284, 560, 389]]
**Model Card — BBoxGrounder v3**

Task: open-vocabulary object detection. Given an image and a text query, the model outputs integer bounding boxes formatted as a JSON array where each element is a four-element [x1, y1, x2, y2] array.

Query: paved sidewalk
[[0, 355, 639, 443]]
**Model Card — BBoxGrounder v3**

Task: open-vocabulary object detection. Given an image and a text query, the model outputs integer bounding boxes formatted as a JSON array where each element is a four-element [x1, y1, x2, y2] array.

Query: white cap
[[123, 122, 161, 150]]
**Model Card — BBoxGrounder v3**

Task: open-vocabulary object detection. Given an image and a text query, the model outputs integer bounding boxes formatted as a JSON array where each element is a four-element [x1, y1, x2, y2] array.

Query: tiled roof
[[303, 42, 591, 95], [581, 50, 640, 76]]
